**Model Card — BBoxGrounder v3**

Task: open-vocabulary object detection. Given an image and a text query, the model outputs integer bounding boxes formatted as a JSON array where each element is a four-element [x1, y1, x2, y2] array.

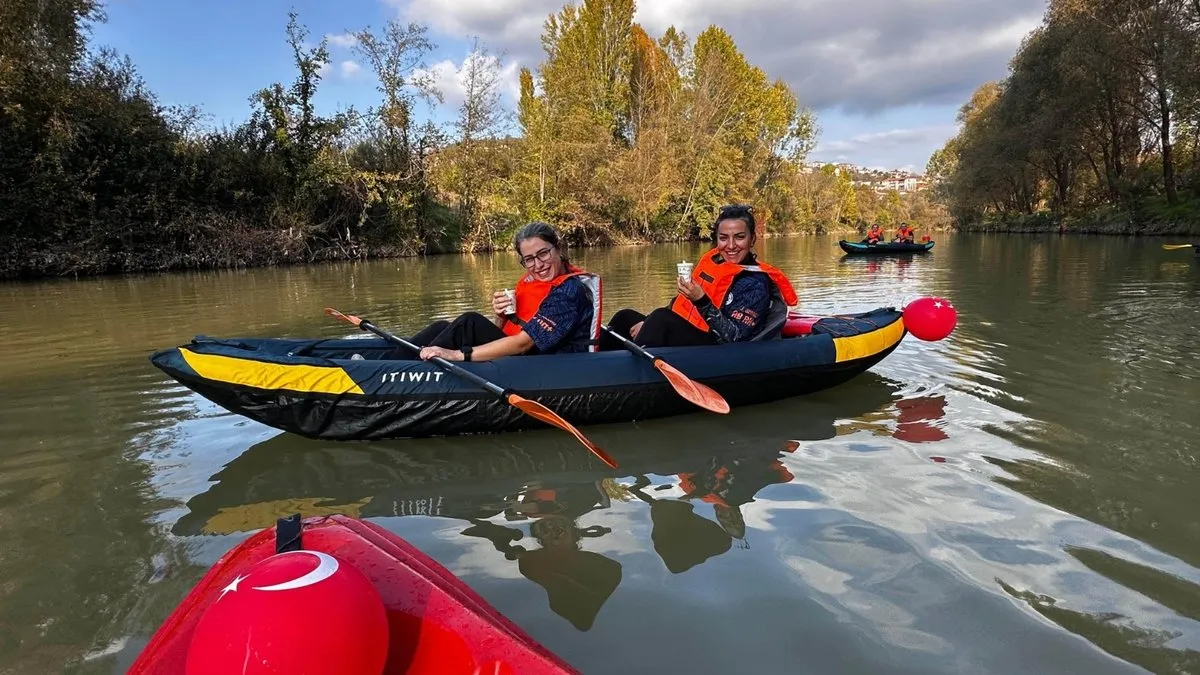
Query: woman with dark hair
[[600, 204, 797, 349], [406, 222, 603, 363]]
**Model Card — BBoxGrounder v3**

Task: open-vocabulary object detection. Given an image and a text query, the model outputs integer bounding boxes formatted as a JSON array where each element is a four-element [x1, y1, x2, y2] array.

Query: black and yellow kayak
[[840, 239, 934, 255], [149, 307, 906, 440]]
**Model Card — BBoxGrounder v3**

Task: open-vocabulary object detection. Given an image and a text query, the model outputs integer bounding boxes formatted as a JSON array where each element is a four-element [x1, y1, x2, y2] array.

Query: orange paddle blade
[[508, 394, 619, 468], [324, 307, 363, 327], [652, 360, 730, 414]]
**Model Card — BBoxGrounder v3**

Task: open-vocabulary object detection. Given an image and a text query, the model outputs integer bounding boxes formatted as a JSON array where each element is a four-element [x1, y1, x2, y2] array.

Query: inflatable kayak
[[128, 514, 579, 674], [839, 239, 934, 254], [149, 307, 906, 440]]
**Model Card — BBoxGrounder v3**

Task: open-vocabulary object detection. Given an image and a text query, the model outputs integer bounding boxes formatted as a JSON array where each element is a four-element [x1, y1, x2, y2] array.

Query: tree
[[352, 18, 445, 251], [247, 12, 351, 204], [447, 39, 509, 244]]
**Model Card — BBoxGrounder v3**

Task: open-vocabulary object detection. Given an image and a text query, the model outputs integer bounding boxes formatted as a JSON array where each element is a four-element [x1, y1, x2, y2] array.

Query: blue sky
[[89, 0, 1046, 172]]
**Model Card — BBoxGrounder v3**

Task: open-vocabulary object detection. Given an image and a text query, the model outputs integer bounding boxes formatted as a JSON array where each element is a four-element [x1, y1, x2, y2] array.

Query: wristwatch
[[461, 345, 473, 362]]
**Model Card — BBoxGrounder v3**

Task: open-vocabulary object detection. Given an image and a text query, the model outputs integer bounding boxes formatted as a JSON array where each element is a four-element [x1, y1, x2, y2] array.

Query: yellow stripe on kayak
[[832, 316, 906, 363], [180, 348, 365, 395]]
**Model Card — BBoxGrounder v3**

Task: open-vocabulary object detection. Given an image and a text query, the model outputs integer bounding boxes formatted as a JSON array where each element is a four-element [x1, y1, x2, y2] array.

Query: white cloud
[[396, 0, 1042, 114], [391, 0, 1044, 166], [326, 32, 359, 49], [393, 0, 560, 64], [414, 51, 521, 112], [816, 126, 959, 155], [810, 125, 959, 171], [339, 60, 362, 78]]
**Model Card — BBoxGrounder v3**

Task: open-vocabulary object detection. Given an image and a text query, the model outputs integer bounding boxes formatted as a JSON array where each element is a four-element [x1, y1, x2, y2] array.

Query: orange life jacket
[[677, 460, 795, 508], [669, 249, 798, 335], [501, 265, 603, 352], [897, 225, 914, 239], [867, 226, 882, 241]]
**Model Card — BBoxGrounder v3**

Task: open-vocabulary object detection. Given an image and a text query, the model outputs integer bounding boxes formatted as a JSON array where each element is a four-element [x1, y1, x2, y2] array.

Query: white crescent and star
[[216, 551, 340, 601]]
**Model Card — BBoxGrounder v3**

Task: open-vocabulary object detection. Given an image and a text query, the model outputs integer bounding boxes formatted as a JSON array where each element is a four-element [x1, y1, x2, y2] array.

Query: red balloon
[[185, 550, 389, 675], [903, 296, 957, 341]]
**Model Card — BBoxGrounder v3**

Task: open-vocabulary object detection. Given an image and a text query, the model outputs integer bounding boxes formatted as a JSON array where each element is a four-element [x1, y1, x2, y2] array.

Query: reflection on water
[[1, 234, 1199, 674]]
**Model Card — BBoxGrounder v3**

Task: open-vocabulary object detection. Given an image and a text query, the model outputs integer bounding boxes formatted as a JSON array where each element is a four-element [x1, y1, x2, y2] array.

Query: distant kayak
[[840, 239, 934, 255], [128, 514, 580, 674]]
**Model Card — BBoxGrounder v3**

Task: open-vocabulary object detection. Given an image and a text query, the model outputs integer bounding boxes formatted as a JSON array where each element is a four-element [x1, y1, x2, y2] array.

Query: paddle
[[323, 307, 618, 469], [599, 325, 730, 414], [1162, 243, 1197, 250]]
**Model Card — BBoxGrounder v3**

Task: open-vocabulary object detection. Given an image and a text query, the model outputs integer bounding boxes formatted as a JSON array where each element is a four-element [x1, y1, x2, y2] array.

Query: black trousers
[[599, 307, 716, 350], [389, 312, 507, 358]]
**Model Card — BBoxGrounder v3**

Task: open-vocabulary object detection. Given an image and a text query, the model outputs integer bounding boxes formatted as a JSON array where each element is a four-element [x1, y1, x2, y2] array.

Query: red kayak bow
[[129, 514, 579, 675]]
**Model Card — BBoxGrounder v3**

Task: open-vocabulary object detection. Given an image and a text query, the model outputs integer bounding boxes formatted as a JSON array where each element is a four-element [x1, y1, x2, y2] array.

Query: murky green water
[[1, 234, 1198, 674]]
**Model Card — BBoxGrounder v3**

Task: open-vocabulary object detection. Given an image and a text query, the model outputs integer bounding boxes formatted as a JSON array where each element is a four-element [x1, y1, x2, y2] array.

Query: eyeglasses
[[519, 246, 556, 268]]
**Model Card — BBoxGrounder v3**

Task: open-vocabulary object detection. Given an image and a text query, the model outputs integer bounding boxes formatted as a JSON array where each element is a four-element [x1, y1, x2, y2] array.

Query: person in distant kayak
[[895, 223, 915, 242], [406, 221, 603, 362], [865, 223, 884, 244], [600, 204, 798, 349]]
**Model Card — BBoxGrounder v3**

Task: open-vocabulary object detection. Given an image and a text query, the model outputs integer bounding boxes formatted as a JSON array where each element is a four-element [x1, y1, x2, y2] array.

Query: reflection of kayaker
[[460, 481, 622, 632], [627, 477, 732, 574], [674, 443, 798, 547], [626, 442, 798, 572]]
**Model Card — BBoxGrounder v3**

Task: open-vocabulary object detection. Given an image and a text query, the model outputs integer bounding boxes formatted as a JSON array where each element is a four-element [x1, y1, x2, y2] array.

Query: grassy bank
[[0, 219, 947, 281], [954, 198, 1200, 237]]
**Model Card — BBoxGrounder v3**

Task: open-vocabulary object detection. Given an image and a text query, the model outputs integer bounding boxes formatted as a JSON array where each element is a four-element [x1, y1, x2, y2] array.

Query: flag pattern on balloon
[[185, 550, 389, 675]]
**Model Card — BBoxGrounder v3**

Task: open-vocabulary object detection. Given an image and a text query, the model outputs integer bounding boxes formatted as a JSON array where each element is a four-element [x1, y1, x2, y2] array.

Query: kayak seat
[[810, 307, 899, 337], [750, 290, 790, 341], [782, 315, 818, 337]]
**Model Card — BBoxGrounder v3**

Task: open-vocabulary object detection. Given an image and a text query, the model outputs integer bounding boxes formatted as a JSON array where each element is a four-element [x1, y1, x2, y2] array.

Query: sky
[[88, 0, 1048, 173]]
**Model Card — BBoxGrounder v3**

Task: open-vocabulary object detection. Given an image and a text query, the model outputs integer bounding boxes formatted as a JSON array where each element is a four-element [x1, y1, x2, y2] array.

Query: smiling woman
[[399, 222, 604, 363], [600, 205, 799, 349]]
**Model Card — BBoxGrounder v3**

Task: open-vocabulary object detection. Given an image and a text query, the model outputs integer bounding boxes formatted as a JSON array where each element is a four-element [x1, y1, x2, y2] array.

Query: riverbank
[[954, 199, 1200, 237], [1, 220, 933, 282]]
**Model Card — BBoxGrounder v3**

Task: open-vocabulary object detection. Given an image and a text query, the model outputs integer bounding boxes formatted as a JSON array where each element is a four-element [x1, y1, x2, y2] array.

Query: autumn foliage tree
[[1, 0, 948, 279], [932, 0, 1200, 229]]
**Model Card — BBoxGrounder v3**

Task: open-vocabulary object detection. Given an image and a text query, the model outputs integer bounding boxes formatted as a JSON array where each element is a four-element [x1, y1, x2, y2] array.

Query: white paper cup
[[503, 289, 517, 315], [676, 262, 694, 279]]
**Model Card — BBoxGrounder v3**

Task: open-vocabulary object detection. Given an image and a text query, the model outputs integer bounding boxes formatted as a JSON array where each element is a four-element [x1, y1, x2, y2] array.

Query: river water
[[1, 234, 1198, 674]]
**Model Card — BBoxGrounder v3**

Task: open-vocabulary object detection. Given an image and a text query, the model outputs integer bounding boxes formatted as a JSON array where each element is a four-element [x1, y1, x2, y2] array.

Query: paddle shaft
[[325, 307, 617, 468], [600, 323, 660, 362], [357, 318, 507, 398], [513, 315, 728, 414]]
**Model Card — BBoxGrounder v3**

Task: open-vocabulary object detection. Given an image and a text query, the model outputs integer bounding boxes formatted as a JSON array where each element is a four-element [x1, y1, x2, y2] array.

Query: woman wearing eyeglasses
[[410, 222, 603, 363], [601, 205, 797, 349]]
